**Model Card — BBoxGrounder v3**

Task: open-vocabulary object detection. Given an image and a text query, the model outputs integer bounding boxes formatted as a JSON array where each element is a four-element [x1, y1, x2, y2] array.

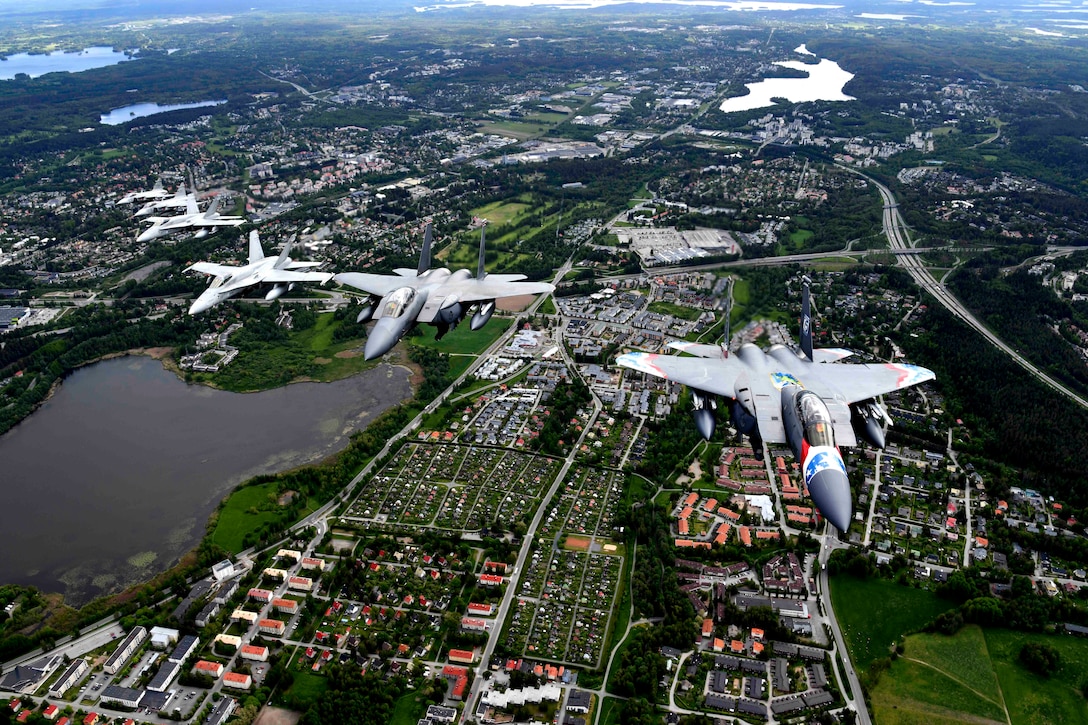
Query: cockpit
[[796, 390, 835, 448], [382, 287, 417, 318]]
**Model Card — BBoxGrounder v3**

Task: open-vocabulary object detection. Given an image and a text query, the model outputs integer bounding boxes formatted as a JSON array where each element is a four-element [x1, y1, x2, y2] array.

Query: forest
[[903, 300, 1088, 505]]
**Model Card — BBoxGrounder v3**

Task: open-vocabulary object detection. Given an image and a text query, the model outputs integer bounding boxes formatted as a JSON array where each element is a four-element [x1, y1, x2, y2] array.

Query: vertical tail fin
[[275, 235, 294, 267], [800, 275, 813, 361], [152, 178, 163, 191], [174, 183, 186, 199], [416, 222, 433, 276], [248, 230, 264, 264], [206, 196, 221, 217], [477, 224, 487, 280], [185, 195, 200, 217]]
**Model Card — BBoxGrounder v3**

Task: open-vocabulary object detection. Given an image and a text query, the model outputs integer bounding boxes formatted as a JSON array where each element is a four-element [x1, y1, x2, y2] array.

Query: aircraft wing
[[803, 362, 935, 404], [283, 261, 323, 269], [445, 279, 554, 304], [616, 351, 748, 399], [262, 270, 334, 284], [187, 262, 240, 278], [193, 218, 244, 227], [813, 348, 854, 363], [667, 341, 726, 359], [335, 272, 419, 297]]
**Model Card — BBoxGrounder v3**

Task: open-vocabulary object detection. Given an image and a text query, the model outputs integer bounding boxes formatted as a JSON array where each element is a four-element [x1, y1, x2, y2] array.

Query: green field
[[280, 670, 329, 708], [471, 200, 533, 227], [598, 696, 622, 725], [789, 228, 814, 248], [477, 119, 549, 138], [871, 625, 1088, 725], [986, 629, 1088, 724], [829, 575, 955, 670], [871, 625, 1007, 725], [389, 692, 428, 725], [647, 300, 703, 321], [410, 316, 511, 355], [209, 481, 318, 553]]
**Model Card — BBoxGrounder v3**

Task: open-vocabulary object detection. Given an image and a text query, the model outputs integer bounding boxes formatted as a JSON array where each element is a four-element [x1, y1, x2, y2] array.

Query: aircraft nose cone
[[364, 323, 398, 361], [807, 468, 853, 532], [189, 297, 214, 315]]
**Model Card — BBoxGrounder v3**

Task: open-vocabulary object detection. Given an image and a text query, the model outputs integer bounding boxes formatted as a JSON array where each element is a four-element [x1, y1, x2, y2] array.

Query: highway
[[846, 166, 1088, 411]]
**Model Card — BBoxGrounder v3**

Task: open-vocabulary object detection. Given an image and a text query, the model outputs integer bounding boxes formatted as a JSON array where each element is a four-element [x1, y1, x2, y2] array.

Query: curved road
[[846, 166, 1088, 411]]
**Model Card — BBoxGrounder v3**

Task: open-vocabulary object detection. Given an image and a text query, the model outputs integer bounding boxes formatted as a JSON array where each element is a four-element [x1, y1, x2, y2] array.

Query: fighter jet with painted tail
[[615, 277, 935, 532], [185, 230, 333, 315], [334, 222, 554, 360]]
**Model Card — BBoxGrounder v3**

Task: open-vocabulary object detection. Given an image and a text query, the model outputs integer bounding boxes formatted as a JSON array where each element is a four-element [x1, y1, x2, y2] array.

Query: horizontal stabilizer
[[813, 348, 853, 363], [667, 341, 726, 359], [482, 273, 528, 283]]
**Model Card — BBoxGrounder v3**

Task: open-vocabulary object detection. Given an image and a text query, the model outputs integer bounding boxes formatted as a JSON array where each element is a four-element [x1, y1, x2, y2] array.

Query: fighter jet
[[138, 195, 244, 242], [615, 277, 935, 532], [335, 222, 554, 360], [185, 230, 333, 315], [118, 179, 172, 205], [134, 183, 194, 217]]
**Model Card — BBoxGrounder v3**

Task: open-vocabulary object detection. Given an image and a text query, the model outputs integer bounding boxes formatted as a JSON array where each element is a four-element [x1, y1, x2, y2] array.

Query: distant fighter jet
[[335, 222, 554, 360], [118, 179, 172, 205], [134, 183, 194, 217], [138, 195, 244, 242], [186, 230, 333, 315], [616, 277, 935, 532]]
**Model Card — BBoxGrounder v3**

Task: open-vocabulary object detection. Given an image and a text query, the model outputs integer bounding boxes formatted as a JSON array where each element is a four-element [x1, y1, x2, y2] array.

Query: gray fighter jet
[[118, 179, 171, 205], [138, 195, 243, 242], [186, 230, 332, 314], [616, 277, 935, 532], [134, 183, 194, 217], [335, 222, 554, 360]]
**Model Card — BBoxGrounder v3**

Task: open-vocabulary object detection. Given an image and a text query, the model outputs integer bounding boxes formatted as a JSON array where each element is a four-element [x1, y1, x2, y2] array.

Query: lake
[[0, 355, 412, 604], [720, 56, 855, 114], [0, 46, 132, 80], [100, 100, 227, 125]]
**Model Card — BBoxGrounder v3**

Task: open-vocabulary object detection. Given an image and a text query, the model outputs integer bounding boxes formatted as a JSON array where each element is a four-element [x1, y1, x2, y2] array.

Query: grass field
[[389, 692, 428, 725], [871, 625, 1088, 724], [280, 670, 328, 708], [472, 200, 533, 227], [598, 696, 622, 725], [409, 317, 511, 356], [647, 300, 704, 321], [210, 481, 319, 553], [829, 575, 955, 670], [985, 629, 1088, 724], [871, 626, 1007, 724], [790, 228, 814, 248], [477, 119, 549, 138], [209, 483, 283, 552]]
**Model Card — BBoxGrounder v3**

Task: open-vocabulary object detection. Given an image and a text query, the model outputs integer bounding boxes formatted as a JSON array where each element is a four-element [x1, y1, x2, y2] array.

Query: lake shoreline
[[0, 351, 415, 605]]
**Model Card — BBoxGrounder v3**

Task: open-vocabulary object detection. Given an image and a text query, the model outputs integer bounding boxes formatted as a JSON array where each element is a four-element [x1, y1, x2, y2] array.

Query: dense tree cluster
[[1019, 641, 1062, 677]]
